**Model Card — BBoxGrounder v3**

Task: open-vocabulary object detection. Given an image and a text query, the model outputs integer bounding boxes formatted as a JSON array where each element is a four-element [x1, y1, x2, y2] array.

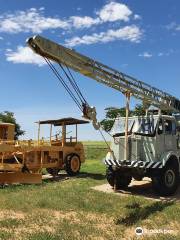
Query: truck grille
[[113, 137, 140, 161]]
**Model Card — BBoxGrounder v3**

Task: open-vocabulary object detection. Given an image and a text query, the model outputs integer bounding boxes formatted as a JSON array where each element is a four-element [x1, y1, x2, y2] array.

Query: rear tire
[[152, 161, 179, 196], [65, 154, 81, 176]]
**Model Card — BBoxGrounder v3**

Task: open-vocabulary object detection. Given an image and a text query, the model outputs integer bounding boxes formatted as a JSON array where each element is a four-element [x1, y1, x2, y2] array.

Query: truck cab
[[105, 114, 180, 196]]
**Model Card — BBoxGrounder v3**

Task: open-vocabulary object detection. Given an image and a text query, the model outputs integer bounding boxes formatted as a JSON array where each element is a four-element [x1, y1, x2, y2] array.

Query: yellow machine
[[0, 118, 88, 184]]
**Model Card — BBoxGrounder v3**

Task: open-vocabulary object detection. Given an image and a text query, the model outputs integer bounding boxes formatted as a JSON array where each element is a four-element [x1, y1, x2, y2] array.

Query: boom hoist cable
[[43, 57, 113, 153], [59, 63, 88, 105], [43, 57, 83, 112]]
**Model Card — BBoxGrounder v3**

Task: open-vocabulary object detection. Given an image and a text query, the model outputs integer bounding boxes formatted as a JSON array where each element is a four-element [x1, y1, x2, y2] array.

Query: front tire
[[106, 166, 115, 187], [65, 154, 81, 176], [115, 174, 132, 190], [106, 166, 132, 189], [152, 162, 179, 196]]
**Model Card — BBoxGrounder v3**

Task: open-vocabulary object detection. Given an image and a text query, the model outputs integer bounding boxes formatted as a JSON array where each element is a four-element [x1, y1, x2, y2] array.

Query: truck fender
[[160, 151, 180, 172]]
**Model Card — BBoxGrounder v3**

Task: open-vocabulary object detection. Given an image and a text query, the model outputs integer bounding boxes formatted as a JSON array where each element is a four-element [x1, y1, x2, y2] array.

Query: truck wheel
[[152, 162, 179, 196], [106, 166, 115, 187], [115, 174, 132, 190], [46, 168, 60, 176], [106, 166, 132, 189], [65, 154, 81, 176]]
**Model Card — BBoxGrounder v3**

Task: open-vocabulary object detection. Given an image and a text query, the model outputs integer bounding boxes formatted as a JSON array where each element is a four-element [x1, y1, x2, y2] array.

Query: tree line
[[100, 104, 145, 132], [0, 104, 145, 139]]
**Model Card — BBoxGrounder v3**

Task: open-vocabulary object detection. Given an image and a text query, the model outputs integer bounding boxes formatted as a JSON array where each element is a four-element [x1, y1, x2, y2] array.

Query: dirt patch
[[0, 210, 25, 219], [53, 210, 81, 223], [92, 178, 180, 201], [169, 221, 180, 235], [52, 209, 115, 228], [1, 208, 178, 239], [52, 210, 118, 238], [122, 227, 137, 240]]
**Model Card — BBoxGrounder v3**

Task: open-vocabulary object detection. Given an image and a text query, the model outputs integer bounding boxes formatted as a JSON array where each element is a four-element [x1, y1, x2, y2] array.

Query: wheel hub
[[71, 156, 80, 172], [165, 169, 175, 187]]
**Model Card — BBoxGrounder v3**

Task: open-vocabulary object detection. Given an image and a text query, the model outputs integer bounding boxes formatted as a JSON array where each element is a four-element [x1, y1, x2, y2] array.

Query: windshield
[[111, 119, 134, 135], [111, 117, 158, 136]]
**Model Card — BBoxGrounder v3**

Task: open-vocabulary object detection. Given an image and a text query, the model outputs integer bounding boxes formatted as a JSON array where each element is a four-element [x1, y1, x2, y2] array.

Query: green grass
[[83, 141, 110, 146], [83, 141, 109, 160], [0, 141, 179, 239]]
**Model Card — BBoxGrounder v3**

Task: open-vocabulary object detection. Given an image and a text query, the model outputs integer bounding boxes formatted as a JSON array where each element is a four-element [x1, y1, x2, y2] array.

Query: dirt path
[[92, 178, 180, 201]]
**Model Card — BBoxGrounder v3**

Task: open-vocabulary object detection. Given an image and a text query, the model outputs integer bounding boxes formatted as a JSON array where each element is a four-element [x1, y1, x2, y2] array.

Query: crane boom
[[27, 35, 180, 113]]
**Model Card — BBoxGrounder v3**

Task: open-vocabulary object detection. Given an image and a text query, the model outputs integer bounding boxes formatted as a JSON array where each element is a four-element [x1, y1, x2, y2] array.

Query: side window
[[158, 119, 163, 135], [172, 121, 176, 135], [164, 119, 176, 135]]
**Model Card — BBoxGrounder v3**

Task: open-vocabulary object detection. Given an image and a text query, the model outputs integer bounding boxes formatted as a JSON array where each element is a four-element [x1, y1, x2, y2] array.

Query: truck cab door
[[164, 119, 177, 151], [156, 118, 165, 157]]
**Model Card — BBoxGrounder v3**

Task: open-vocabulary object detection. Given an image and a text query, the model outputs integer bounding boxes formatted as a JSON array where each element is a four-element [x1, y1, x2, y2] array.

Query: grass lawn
[[0, 142, 179, 240]]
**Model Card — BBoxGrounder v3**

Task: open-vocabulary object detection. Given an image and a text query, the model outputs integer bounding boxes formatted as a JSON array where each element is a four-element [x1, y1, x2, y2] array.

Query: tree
[[100, 107, 127, 132], [0, 111, 25, 139], [133, 104, 146, 116], [100, 104, 145, 132]]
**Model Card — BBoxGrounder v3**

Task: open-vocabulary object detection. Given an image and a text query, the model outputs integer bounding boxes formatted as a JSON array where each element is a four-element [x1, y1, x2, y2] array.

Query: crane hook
[[82, 103, 100, 130]]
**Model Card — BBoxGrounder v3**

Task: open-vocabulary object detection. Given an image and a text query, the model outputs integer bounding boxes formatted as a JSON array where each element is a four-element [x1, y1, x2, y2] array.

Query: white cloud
[[71, 2, 134, 28], [5, 46, 45, 66], [139, 52, 153, 58], [98, 1, 132, 22], [70, 16, 100, 29], [158, 49, 175, 57], [139, 49, 175, 58], [166, 22, 176, 30], [39, 7, 45, 11], [0, 8, 70, 33], [166, 22, 180, 31], [0, 36, 3, 40], [134, 14, 141, 20], [0, 2, 136, 33], [176, 25, 180, 31], [2, 3, 143, 66], [65, 25, 142, 47]]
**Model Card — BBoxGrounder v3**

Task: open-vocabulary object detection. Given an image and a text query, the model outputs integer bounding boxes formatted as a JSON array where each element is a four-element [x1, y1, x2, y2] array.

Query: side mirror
[[158, 125, 163, 135]]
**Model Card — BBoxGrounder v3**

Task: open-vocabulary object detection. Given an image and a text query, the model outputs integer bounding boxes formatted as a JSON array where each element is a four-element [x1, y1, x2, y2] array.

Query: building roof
[[37, 117, 89, 126]]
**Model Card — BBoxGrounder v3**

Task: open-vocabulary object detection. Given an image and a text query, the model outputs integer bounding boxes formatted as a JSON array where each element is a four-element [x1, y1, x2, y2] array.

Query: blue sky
[[0, 0, 180, 140]]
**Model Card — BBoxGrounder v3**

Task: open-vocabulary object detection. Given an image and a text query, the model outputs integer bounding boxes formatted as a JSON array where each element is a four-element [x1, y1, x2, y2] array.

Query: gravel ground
[[92, 178, 180, 202]]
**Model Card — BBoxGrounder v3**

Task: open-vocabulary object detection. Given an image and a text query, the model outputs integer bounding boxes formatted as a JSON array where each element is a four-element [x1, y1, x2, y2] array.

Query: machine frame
[[0, 118, 88, 184]]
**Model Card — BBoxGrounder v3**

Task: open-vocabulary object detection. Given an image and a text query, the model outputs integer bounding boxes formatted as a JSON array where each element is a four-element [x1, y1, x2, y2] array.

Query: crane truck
[[27, 35, 180, 196]]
